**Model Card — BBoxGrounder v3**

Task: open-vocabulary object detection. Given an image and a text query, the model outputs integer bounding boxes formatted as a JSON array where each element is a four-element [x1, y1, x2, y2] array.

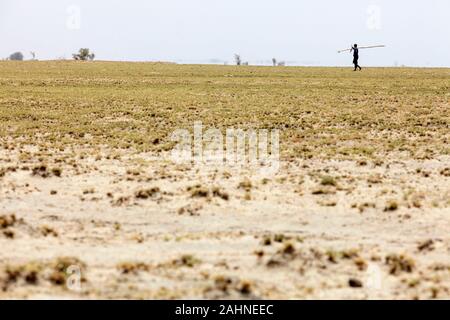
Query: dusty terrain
[[0, 62, 449, 299]]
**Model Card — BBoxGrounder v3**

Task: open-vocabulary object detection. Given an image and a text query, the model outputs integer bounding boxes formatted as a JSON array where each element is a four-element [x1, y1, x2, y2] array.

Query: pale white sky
[[0, 0, 449, 66]]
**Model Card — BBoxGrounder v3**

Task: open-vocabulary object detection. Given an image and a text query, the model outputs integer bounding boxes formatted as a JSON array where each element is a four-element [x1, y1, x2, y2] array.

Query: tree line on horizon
[[233, 54, 285, 66], [4, 49, 287, 66], [3, 48, 96, 61]]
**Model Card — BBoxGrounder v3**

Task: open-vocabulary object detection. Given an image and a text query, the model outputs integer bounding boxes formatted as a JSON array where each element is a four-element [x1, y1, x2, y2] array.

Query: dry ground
[[0, 62, 449, 299]]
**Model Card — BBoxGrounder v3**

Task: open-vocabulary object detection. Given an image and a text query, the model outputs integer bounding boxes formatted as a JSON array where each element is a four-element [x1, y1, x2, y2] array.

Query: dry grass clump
[[135, 187, 160, 199], [440, 168, 450, 177], [1, 263, 42, 288], [188, 185, 210, 198], [385, 254, 415, 275], [178, 203, 203, 216], [32, 164, 62, 178], [117, 262, 149, 275], [311, 187, 336, 195], [186, 185, 229, 200], [0, 257, 86, 291], [40, 225, 59, 237], [0, 166, 17, 178], [261, 233, 301, 246], [212, 187, 229, 201], [49, 257, 86, 286], [417, 239, 434, 252], [326, 248, 360, 263], [204, 275, 254, 299], [384, 200, 399, 212], [172, 254, 201, 268], [367, 174, 383, 184], [264, 245, 366, 275], [320, 175, 337, 187], [266, 242, 298, 267], [0, 214, 18, 239], [0, 214, 16, 229], [353, 202, 376, 213], [111, 195, 131, 206], [238, 178, 253, 191], [238, 179, 253, 200]]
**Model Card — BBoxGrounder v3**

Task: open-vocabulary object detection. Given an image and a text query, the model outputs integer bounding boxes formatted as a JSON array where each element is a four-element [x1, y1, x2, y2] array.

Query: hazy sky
[[1, 0, 449, 66]]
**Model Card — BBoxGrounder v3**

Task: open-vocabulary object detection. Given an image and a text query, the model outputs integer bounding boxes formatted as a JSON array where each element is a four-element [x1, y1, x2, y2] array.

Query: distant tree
[[30, 52, 37, 60], [272, 58, 277, 66], [73, 48, 95, 61], [277, 61, 286, 66], [9, 52, 24, 61], [242, 62, 249, 66], [234, 54, 241, 66]]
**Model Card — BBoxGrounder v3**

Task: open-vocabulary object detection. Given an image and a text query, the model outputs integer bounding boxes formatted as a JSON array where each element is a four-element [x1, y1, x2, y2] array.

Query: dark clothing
[[352, 47, 361, 71]]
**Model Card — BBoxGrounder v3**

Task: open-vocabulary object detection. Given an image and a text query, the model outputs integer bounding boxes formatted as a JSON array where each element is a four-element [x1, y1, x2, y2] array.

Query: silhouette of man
[[351, 44, 362, 71]]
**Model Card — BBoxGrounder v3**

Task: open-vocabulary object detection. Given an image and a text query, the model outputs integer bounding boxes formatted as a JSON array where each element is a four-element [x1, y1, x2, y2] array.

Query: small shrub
[[135, 187, 160, 199], [385, 254, 415, 275], [173, 254, 201, 268], [384, 200, 399, 211], [320, 176, 337, 187]]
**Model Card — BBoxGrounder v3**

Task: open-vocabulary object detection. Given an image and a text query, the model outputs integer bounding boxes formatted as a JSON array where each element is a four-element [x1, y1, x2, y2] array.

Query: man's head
[[354, 44, 358, 48]]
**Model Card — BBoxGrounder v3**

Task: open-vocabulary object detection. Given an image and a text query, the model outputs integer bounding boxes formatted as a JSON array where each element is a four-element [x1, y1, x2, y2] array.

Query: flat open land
[[0, 61, 449, 299]]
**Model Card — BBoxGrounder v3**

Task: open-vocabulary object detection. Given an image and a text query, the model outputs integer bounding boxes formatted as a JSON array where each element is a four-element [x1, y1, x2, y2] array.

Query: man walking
[[351, 44, 362, 71]]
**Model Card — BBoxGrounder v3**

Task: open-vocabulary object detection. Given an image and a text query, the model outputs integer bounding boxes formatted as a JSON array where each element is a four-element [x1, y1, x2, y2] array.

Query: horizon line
[[2, 60, 449, 69]]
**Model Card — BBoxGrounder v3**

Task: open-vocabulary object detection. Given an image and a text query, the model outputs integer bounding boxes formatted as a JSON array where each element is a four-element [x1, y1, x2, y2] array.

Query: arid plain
[[0, 62, 449, 299]]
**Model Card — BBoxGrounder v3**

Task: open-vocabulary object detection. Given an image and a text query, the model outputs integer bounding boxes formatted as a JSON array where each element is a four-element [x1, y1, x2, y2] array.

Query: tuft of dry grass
[[320, 175, 337, 187], [384, 200, 399, 212], [135, 187, 160, 199], [117, 262, 149, 275], [188, 185, 210, 198], [172, 254, 201, 268], [385, 254, 415, 275], [0, 214, 16, 229]]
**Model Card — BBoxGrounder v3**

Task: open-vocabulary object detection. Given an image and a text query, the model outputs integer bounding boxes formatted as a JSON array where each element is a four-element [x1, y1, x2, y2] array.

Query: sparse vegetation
[[31, 165, 62, 178], [320, 175, 337, 187], [384, 200, 399, 212], [173, 254, 201, 268], [386, 254, 415, 275], [135, 187, 160, 199], [0, 61, 448, 299], [0, 214, 16, 229], [8, 52, 24, 61], [73, 48, 95, 61], [234, 54, 241, 66], [0, 62, 447, 158], [0, 257, 86, 291], [188, 185, 209, 198], [117, 262, 149, 275]]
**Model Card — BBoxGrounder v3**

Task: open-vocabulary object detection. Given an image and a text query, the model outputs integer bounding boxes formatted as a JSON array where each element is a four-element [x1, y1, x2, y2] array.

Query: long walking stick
[[338, 45, 386, 53]]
